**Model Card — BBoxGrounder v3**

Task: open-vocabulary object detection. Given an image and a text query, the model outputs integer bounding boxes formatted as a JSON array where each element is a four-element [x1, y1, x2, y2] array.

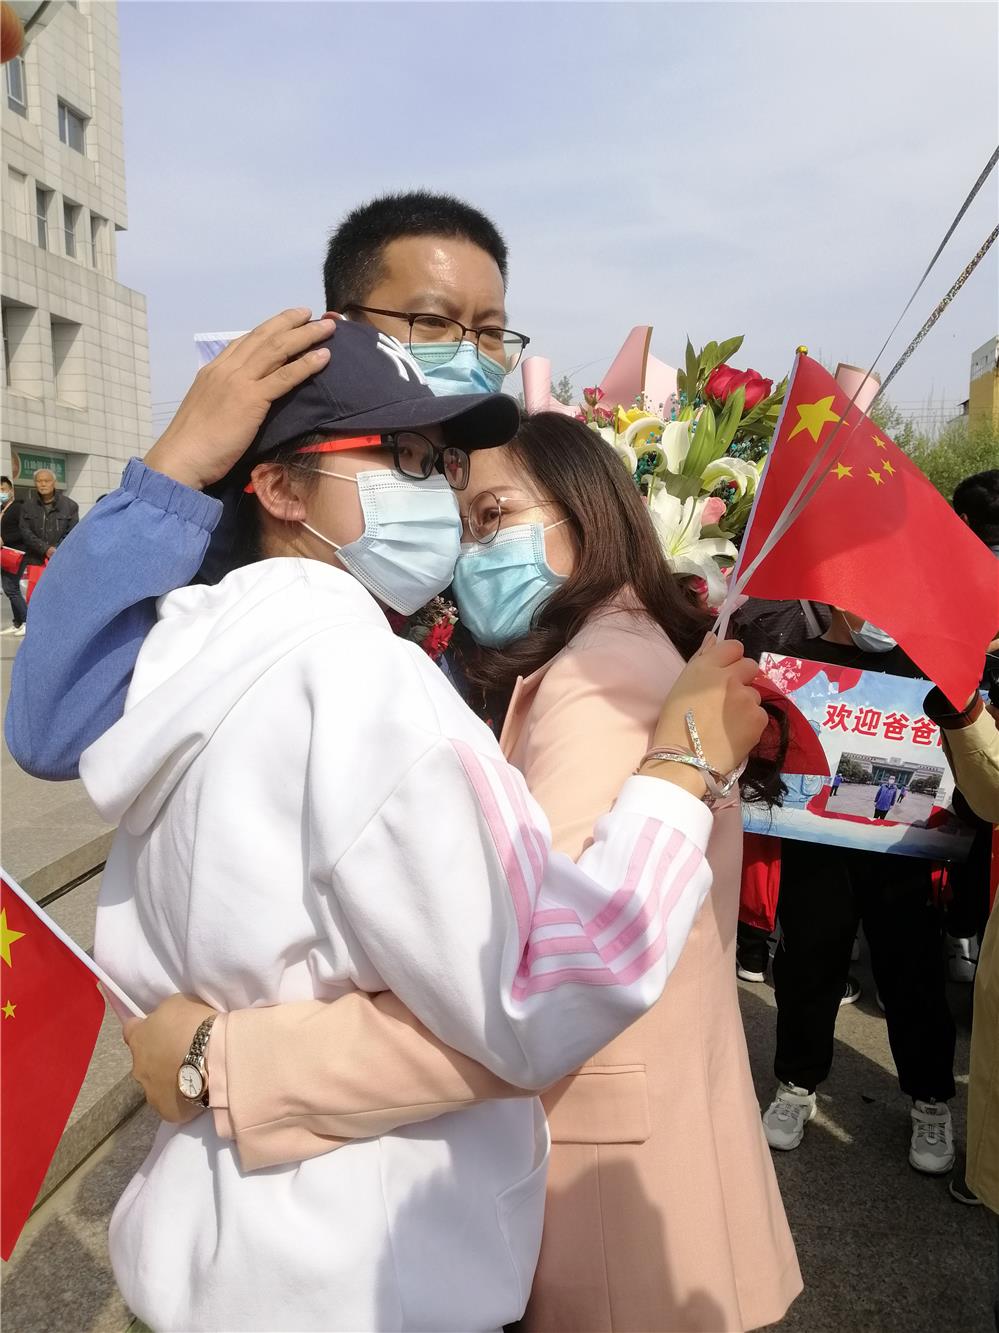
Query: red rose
[[583, 386, 605, 407], [704, 364, 740, 402], [423, 620, 454, 660], [705, 364, 773, 412]]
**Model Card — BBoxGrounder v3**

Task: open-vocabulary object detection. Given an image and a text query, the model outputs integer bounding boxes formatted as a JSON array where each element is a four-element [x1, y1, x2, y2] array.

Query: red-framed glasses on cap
[[244, 432, 470, 492]]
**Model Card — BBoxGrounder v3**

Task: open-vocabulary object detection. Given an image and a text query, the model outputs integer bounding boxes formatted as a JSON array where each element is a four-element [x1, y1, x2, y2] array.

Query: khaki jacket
[[936, 704, 999, 1210]]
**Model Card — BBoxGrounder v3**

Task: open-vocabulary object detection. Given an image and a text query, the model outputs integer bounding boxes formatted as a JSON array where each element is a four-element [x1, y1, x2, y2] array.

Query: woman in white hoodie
[[82, 318, 766, 1332]]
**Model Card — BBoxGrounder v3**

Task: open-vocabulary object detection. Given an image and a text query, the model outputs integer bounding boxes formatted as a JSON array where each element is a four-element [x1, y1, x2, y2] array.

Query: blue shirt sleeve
[[4, 460, 222, 780]]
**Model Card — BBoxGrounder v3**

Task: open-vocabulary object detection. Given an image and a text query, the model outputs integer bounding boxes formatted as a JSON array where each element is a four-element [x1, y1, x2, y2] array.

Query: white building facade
[[2, 0, 151, 511]]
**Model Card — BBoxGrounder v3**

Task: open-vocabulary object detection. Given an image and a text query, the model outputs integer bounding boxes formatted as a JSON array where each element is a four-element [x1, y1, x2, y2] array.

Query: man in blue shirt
[[4, 191, 525, 779], [872, 775, 898, 820]]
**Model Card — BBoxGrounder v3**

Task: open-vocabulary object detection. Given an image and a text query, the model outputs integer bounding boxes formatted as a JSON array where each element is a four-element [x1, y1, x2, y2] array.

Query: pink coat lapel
[[499, 660, 555, 758]]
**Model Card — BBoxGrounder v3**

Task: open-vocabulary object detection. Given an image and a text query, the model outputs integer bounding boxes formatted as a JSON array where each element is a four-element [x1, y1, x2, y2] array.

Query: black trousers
[[772, 839, 956, 1101], [1, 559, 27, 626]]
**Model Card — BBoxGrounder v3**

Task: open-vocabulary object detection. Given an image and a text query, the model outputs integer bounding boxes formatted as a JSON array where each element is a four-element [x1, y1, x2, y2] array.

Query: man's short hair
[[323, 191, 508, 311], [953, 469, 999, 545], [1, 476, 12, 488]]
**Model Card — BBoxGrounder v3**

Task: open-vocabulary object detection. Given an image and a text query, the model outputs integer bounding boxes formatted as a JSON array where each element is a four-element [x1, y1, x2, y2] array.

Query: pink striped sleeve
[[451, 739, 705, 1002]]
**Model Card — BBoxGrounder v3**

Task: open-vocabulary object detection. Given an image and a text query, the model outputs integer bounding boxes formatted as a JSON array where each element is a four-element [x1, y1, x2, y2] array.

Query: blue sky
[[114, 1, 999, 438]]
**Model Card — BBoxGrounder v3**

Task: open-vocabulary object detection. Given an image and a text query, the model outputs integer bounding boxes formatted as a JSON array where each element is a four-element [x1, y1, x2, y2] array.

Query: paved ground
[[1, 633, 113, 893], [741, 959, 992, 1332], [828, 781, 937, 827], [1, 626, 993, 1331]]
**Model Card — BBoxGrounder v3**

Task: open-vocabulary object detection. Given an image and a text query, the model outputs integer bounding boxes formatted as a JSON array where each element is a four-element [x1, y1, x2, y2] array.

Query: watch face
[[178, 1063, 205, 1101]]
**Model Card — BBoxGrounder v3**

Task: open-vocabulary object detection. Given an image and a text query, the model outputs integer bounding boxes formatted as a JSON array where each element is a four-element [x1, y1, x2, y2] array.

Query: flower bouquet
[[579, 335, 786, 606], [386, 595, 458, 661]]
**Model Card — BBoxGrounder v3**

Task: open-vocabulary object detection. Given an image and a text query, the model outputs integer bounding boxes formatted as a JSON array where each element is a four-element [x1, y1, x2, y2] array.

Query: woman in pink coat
[[128, 414, 802, 1331]]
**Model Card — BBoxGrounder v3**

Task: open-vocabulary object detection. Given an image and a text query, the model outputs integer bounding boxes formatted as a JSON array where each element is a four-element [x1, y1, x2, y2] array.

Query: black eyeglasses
[[344, 305, 530, 374], [295, 431, 470, 491]]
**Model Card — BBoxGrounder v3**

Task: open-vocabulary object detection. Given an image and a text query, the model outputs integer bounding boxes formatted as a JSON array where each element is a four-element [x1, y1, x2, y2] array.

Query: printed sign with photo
[[743, 654, 974, 861]]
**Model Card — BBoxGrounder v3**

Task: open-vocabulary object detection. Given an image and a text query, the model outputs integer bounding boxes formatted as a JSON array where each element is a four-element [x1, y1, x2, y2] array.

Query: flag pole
[[2, 869, 145, 1018]]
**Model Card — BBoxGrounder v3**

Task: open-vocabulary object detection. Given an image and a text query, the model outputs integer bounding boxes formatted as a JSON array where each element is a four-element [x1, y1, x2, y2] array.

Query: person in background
[[830, 772, 843, 798], [761, 606, 957, 1176], [18, 469, 78, 567], [0, 475, 27, 636], [873, 775, 898, 820], [5, 190, 526, 780], [924, 677, 999, 1327], [945, 468, 999, 985]]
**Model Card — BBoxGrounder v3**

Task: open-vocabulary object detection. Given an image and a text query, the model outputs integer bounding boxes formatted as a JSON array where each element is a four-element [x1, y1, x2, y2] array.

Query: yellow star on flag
[[2, 1000, 15, 1019], [868, 468, 884, 486], [832, 463, 853, 480], [788, 396, 844, 443], [872, 434, 889, 450], [0, 909, 25, 967], [883, 459, 895, 476]]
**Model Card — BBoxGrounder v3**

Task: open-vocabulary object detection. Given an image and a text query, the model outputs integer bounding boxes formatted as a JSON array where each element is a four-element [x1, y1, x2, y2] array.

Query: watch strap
[[181, 1015, 217, 1106]]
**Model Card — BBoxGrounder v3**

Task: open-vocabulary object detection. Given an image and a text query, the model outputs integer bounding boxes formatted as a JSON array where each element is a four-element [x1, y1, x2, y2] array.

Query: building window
[[51, 316, 86, 408], [1, 306, 11, 385], [90, 212, 105, 269], [5, 54, 26, 116], [58, 100, 87, 154], [5, 168, 28, 241], [63, 201, 80, 258], [35, 187, 51, 250], [1, 301, 38, 395]]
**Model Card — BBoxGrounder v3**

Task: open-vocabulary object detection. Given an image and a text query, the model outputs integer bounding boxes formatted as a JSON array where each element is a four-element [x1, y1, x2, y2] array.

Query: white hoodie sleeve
[[329, 732, 713, 1091]]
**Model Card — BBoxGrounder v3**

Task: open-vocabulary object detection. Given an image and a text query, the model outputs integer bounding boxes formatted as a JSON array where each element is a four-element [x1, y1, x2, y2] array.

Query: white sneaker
[[737, 964, 766, 982], [946, 935, 979, 984], [12, 624, 25, 637], [909, 1100, 955, 1174], [763, 1082, 817, 1150], [0, 625, 19, 635]]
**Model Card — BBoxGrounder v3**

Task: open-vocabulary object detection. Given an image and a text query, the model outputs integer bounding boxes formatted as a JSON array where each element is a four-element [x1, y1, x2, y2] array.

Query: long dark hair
[[460, 413, 786, 805]]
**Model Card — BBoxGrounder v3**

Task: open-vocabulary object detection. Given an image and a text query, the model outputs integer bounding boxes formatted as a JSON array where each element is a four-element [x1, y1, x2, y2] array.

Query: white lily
[[648, 484, 738, 607], [620, 414, 663, 454], [700, 456, 761, 499], [612, 439, 639, 474], [587, 422, 618, 447], [623, 416, 691, 473]]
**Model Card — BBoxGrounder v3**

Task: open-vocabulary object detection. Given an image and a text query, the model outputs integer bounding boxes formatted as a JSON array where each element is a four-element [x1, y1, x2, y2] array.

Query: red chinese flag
[[0, 875, 105, 1259], [739, 354, 999, 709]]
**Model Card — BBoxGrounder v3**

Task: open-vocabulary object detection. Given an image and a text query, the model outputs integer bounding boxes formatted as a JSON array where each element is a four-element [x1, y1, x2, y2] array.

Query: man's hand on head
[[144, 309, 337, 492]]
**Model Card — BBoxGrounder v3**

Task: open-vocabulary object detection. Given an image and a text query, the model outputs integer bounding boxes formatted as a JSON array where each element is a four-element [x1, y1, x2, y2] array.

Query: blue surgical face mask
[[0, 492, 10, 504], [451, 520, 568, 648], [848, 620, 897, 654], [414, 340, 507, 396], [302, 470, 461, 615]]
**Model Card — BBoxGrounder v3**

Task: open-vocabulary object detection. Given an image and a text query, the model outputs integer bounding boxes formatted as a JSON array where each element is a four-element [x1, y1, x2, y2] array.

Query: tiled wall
[[1, 1, 151, 512]]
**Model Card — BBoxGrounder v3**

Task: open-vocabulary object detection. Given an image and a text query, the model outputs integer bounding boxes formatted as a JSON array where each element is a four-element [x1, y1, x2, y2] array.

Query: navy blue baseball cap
[[248, 319, 520, 459], [199, 319, 520, 583]]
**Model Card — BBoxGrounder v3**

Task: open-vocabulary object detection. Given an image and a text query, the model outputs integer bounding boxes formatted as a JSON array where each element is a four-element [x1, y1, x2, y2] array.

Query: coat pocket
[[542, 1065, 651, 1144], [496, 1107, 551, 1313]]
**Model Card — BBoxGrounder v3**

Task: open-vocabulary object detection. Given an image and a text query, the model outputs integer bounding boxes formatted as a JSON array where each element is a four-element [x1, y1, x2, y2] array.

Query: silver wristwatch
[[178, 1015, 217, 1107]]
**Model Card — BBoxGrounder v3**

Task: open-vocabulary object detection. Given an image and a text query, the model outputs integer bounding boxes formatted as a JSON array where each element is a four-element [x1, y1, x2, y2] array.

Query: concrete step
[[1, 1104, 158, 1332]]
